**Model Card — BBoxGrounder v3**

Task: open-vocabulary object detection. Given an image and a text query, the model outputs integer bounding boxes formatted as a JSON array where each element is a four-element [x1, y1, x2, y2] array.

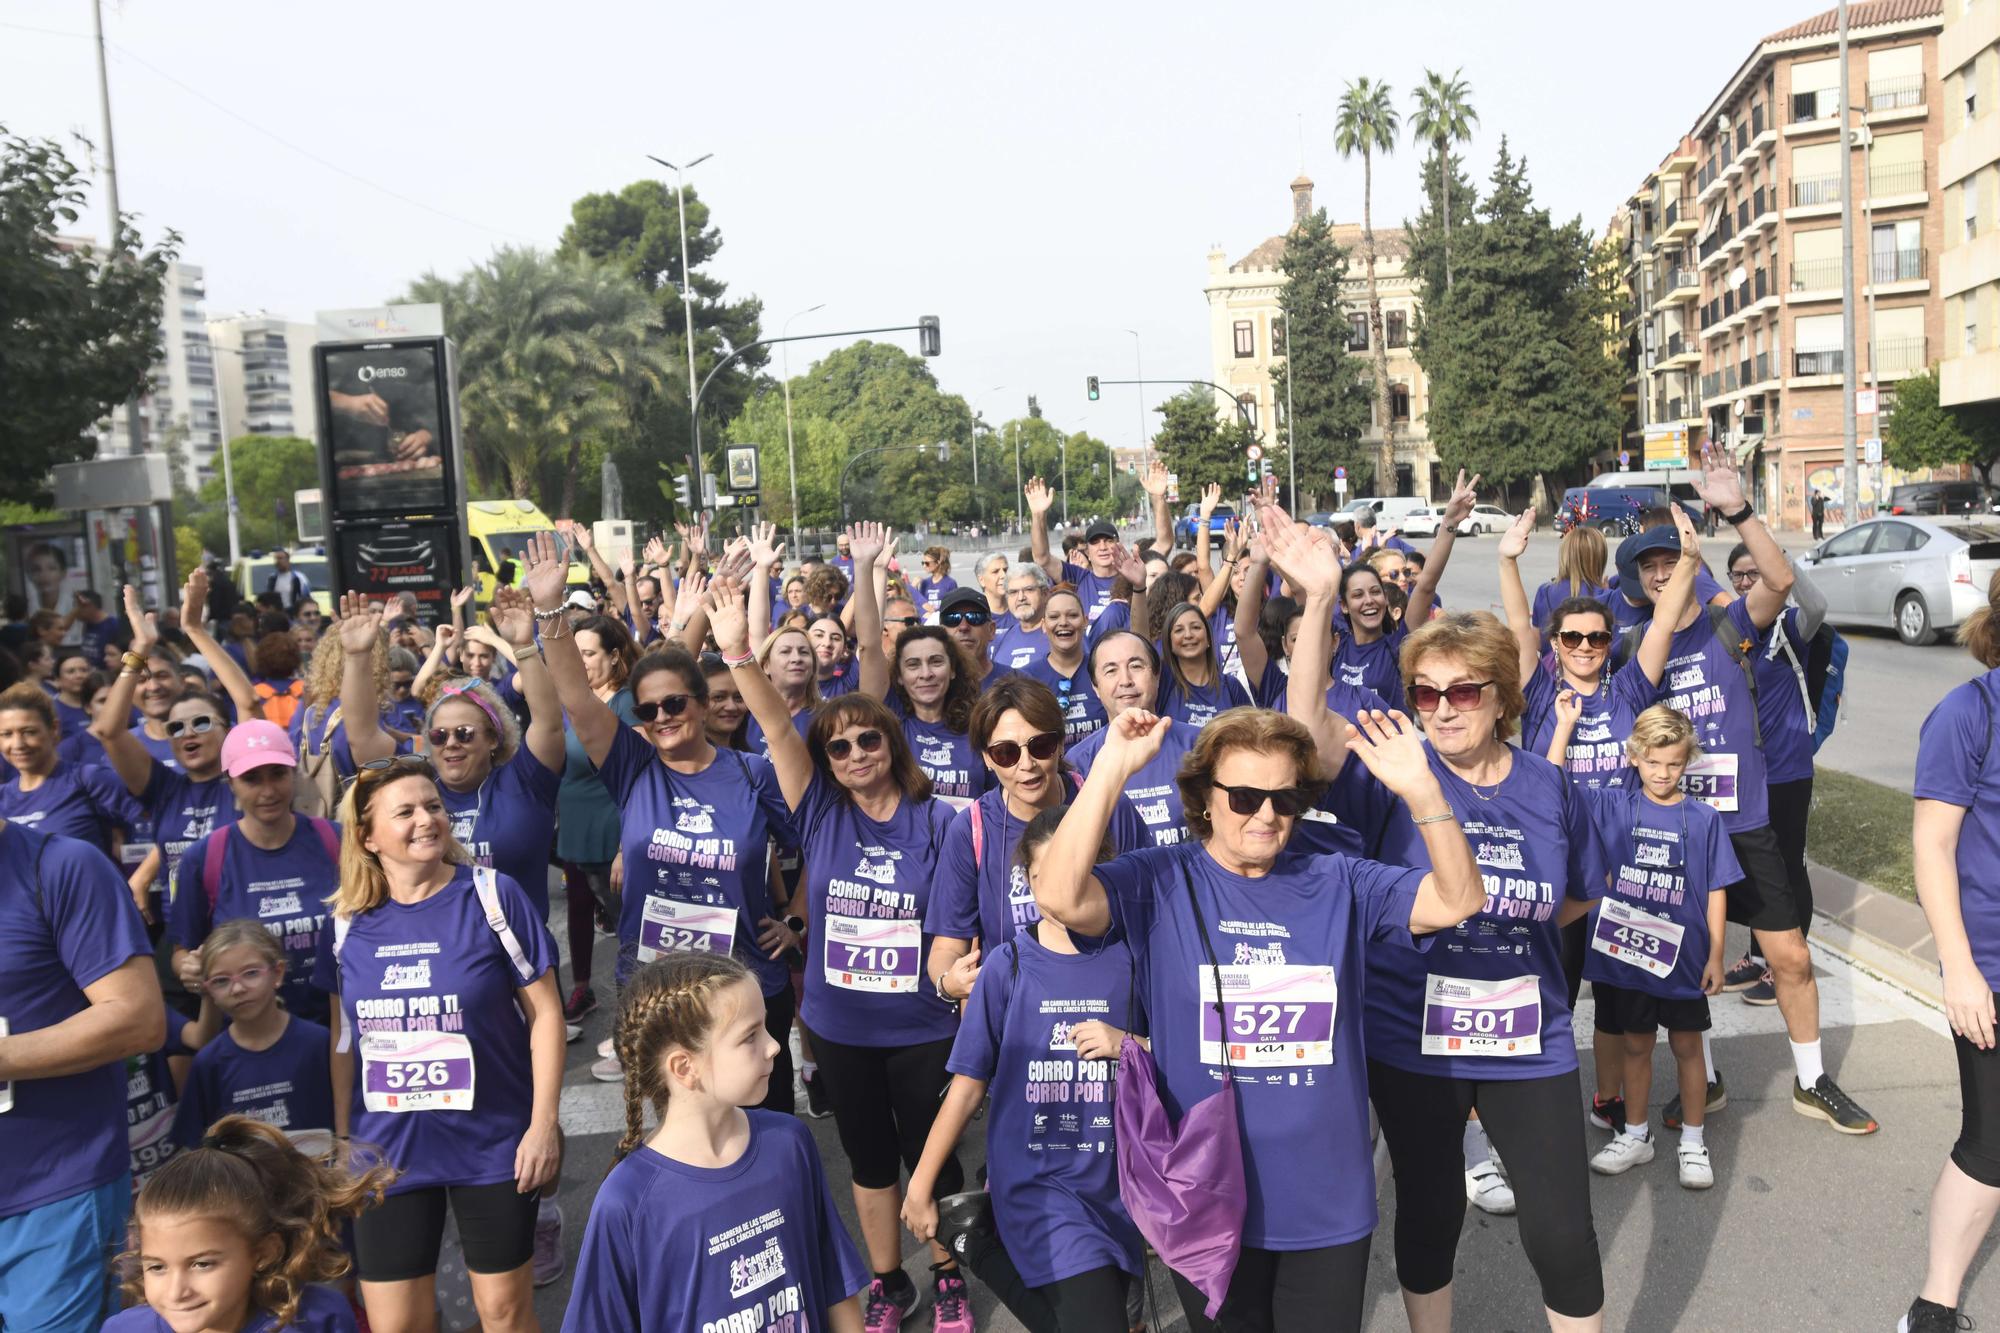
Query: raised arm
[[1691, 443, 1790, 629], [1197, 518, 1244, 619], [1264, 505, 1352, 779], [177, 569, 256, 723], [846, 524, 892, 700], [0, 954, 162, 1081], [411, 622, 457, 701], [487, 586, 566, 772], [1144, 462, 1175, 554], [1034, 710, 1171, 938], [710, 576, 814, 810], [1407, 469, 1479, 630], [565, 520, 627, 617], [1026, 476, 1062, 580], [1232, 532, 1273, 687], [1341, 710, 1484, 934], [1192, 482, 1220, 586], [1634, 505, 1704, 687], [1496, 508, 1541, 683], [1788, 558, 1828, 639], [334, 594, 396, 767], [748, 523, 780, 643], [524, 530, 621, 767], [1544, 688, 1583, 767], [96, 586, 161, 797]]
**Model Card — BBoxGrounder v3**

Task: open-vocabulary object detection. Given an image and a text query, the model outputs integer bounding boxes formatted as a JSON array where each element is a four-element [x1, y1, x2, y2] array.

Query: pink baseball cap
[[220, 720, 298, 776]]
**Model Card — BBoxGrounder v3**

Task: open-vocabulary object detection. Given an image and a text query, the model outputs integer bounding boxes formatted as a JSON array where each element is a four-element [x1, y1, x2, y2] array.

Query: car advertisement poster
[[333, 519, 457, 626]]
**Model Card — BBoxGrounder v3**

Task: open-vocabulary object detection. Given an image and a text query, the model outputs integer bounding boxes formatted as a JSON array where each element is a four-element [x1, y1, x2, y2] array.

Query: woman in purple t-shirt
[[887, 626, 988, 803]]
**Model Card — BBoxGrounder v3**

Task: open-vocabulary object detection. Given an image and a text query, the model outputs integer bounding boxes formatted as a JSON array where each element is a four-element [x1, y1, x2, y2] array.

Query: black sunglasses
[[632, 695, 694, 723], [427, 724, 486, 747], [1554, 630, 1615, 650], [1409, 681, 1493, 712], [984, 732, 1062, 768], [823, 730, 886, 761], [359, 754, 437, 777], [885, 615, 922, 628], [941, 609, 991, 628], [1214, 783, 1314, 819], [165, 715, 218, 738]]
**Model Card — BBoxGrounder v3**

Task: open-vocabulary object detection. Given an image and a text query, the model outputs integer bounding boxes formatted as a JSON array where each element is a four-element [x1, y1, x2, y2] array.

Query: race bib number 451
[[1197, 964, 1336, 1067], [1681, 753, 1739, 813]]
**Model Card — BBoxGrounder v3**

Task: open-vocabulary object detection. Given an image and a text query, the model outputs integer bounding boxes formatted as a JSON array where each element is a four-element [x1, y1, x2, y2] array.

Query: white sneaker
[[565, 1022, 583, 1044], [1677, 1143, 1714, 1190], [1464, 1160, 1516, 1214], [591, 1053, 623, 1083], [597, 1036, 614, 1059], [1590, 1133, 1657, 1176]]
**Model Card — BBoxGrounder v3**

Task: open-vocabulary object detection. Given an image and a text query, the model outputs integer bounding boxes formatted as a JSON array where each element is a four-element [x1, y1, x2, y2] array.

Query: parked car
[[1555, 485, 1700, 536], [1172, 502, 1237, 549], [1465, 504, 1514, 535], [1885, 481, 2000, 517], [1796, 516, 2000, 645]]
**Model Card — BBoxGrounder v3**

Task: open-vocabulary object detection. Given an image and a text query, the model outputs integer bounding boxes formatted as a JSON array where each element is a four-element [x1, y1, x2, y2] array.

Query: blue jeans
[[0, 1176, 131, 1332]]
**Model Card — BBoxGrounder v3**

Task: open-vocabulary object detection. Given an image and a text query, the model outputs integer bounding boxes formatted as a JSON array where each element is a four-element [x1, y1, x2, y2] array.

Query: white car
[[1398, 504, 1514, 538]]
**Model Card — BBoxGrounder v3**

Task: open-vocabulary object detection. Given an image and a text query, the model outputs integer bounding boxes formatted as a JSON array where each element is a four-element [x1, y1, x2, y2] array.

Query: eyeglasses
[[203, 965, 272, 994], [1728, 569, 1759, 586], [427, 724, 486, 747], [1409, 681, 1493, 712], [1214, 783, 1314, 819], [632, 695, 694, 723], [1379, 568, 1412, 584], [1554, 630, 1615, 650], [164, 715, 218, 738], [885, 615, 922, 628], [357, 754, 437, 779], [823, 730, 886, 760], [941, 610, 990, 628], [983, 732, 1062, 768]]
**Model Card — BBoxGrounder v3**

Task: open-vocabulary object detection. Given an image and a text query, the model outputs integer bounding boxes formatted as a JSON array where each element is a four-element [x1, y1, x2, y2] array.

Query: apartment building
[[1617, 0, 1948, 529], [1622, 139, 1711, 468], [1204, 177, 1440, 498], [1938, 0, 2000, 405], [208, 313, 321, 447]]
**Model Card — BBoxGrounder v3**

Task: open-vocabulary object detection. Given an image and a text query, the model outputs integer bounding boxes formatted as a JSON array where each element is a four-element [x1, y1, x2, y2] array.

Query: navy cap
[[938, 586, 991, 617], [1615, 525, 1682, 589]]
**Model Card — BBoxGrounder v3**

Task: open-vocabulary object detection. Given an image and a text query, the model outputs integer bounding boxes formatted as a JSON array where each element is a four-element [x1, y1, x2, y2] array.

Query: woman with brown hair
[[887, 624, 988, 803], [1032, 699, 1482, 1333], [915, 545, 958, 617]]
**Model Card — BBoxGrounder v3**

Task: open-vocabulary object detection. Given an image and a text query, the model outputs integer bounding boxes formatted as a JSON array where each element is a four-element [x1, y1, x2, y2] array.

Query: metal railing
[[1870, 247, 1927, 282], [1751, 185, 1771, 218], [1750, 104, 1767, 137], [1702, 371, 1721, 398], [1794, 347, 1844, 375], [1666, 332, 1687, 359], [1791, 257, 1841, 289], [1870, 161, 1926, 195], [1754, 351, 1771, 384], [1699, 162, 1718, 191], [1739, 357, 1753, 386], [1737, 199, 1750, 231], [1793, 174, 1841, 206], [1723, 364, 1739, 391], [1665, 267, 1698, 293], [1723, 289, 1737, 317], [1873, 334, 1928, 374], [1753, 268, 1769, 300], [1866, 73, 1924, 111], [1791, 87, 1837, 122]]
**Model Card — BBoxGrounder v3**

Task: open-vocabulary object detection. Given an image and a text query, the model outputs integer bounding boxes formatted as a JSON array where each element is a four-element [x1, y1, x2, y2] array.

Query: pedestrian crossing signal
[[1087, 376, 1100, 401]]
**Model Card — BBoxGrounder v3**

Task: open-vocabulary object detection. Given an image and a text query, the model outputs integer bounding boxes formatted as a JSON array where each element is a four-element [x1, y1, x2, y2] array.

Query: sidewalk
[[1808, 855, 1943, 1006]]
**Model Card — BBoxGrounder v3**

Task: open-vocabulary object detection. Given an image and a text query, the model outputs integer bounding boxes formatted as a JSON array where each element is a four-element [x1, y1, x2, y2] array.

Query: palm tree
[[1410, 69, 1479, 290], [1335, 77, 1401, 491]]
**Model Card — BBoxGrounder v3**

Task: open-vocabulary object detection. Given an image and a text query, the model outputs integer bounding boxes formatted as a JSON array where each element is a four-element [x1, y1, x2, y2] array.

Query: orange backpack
[[252, 678, 306, 730]]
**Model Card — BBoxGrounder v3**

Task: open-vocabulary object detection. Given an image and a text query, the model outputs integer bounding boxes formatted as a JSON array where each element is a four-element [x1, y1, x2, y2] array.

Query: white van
[[1345, 496, 1432, 527]]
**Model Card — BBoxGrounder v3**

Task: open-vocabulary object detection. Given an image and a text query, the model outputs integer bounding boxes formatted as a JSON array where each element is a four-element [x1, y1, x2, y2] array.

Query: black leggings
[[1954, 1003, 2000, 1188], [1767, 777, 1815, 940], [1368, 1060, 1603, 1319], [948, 1217, 1130, 1333], [1168, 1239, 1371, 1333], [758, 982, 796, 1117], [352, 1181, 539, 1282], [810, 1030, 962, 1193], [1561, 917, 1588, 1009]]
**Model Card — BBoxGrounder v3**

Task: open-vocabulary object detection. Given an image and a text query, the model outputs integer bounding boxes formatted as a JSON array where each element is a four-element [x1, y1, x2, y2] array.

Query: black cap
[[938, 587, 991, 617], [1083, 519, 1119, 542]]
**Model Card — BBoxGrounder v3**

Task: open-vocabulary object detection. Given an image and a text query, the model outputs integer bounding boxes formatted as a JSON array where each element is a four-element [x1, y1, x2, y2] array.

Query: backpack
[[253, 679, 306, 730], [1613, 603, 1762, 745], [1765, 620, 1850, 753], [293, 705, 343, 820], [198, 816, 340, 914]]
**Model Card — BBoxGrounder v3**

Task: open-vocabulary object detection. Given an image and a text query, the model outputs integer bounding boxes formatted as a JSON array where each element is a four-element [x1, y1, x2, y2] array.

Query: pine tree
[[1272, 208, 1372, 506]]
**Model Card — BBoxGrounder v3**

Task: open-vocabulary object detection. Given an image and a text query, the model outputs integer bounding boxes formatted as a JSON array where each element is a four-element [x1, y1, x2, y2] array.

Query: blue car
[[1173, 503, 1237, 549], [1555, 485, 1700, 537]]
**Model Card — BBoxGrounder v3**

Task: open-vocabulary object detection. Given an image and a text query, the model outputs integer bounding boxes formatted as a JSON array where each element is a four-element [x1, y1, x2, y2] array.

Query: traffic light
[[917, 315, 941, 357], [1087, 375, 1100, 401], [674, 474, 694, 510]]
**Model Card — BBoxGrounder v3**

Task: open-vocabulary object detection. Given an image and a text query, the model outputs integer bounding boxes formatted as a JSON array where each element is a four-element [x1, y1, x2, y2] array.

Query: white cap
[[563, 589, 597, 612]]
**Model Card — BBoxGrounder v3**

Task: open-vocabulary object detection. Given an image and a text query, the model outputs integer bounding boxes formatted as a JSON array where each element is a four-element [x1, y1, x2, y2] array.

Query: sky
[[4, 0, 1828, 459]]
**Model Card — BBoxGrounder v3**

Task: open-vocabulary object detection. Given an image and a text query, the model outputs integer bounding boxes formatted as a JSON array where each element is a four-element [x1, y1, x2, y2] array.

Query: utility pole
[[1838, 0, 1858, 522], [647, 153, 713, 516], [93, 0, 143, 462]]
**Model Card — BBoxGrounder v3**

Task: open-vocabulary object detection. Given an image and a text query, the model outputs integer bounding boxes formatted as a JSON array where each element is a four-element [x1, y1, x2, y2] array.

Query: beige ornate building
[[1203, 177, 1440, 499]]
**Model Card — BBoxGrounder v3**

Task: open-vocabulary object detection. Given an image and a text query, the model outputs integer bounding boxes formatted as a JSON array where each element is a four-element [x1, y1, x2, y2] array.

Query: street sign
[[1246, 444, 1264, 462], [1618, 450, 1631, 468], [1334, 466, 1348, 479], [1334, 476, 1349, 496], [1644, 424, 1689, 471], [1857, 388, 1879, 415], [1864, 436, 1882, 465]]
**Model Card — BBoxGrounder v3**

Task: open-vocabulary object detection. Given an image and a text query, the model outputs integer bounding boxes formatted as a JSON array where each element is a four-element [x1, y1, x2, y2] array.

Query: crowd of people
[[1, 452, 1996, 1333]]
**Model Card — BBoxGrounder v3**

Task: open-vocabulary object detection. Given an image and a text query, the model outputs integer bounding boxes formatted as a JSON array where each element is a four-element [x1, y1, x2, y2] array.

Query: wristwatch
[[784, 914, 807, 936]]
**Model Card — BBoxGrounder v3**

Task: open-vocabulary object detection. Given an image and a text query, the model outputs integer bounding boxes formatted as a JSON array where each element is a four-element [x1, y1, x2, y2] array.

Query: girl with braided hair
[[108, 1114, 394, 1332], [563, 954, 870, 1331]]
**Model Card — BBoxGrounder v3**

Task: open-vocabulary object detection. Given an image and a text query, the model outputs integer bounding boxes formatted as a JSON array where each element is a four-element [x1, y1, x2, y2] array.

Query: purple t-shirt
[[744, 706, 814, 758], [1915, 669, 2000, 989], [923, 785, 1149, 950], [1366, 746, 1607, 1081], [1519, 657, 1651, 789], [949, 931, 1144, 1286], [312, 866, 555, 1194], [1096, 842, 1426, 1250], [142, 760, 240, 886], [0, 759, 144, 860], [1068, 722, 1196, 849], [1154, 672, 1253, 729], [915, 574, 958, 615], [1579, 786, 1742, 1001], [990, 623, 1048, 672], [103, 1282, 356, 1333], [597, 728, 796, 998], [1014, 657, 1106, 749], [1290, 758, 1400, 863], [794, 774, 959, 1047], [1332, 624, 1408, 713], [168, 820, 340, 1025], [440, 748, 561, 921], [0, 826, 152, 1217], [1753, 608, 1816, 785], [1058, 562, 1119, 625], [172, 1013, 335, 1149], [1648, 598, 1771, 833], [561, 1112, 869, 1333], [888, 704, 988, 803]]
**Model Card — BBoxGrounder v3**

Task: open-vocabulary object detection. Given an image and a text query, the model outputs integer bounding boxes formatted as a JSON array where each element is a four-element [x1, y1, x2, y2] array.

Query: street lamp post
[[646, 152, 713, 514], [780, 302, 825, 557]]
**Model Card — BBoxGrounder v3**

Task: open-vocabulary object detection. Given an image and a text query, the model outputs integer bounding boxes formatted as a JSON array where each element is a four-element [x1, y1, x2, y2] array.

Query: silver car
[[1796, 516, 2000, 645]]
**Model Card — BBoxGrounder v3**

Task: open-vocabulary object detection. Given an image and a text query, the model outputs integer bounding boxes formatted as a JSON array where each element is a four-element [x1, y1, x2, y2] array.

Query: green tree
[[188, 436, 318, 557], [559, 181, 766, 527], [402, 248, 671, 515], [0, 128, 177, 500], [1152, 390, 1257, 497], [1335, 78, 1401, 489], [1418, 141, 1620, 496], [1883, 366, 2000, 474], [1272, 207, 1373, 506], [1406, 140, 1482, 308], [1408, 70, 1478, 292]]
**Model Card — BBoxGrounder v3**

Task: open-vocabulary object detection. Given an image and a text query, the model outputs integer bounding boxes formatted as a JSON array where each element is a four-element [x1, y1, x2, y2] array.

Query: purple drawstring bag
[[1113, 859, 1246, 1319]]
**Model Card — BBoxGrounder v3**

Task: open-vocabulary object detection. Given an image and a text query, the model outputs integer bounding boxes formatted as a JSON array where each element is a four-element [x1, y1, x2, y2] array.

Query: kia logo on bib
[[355, 365, 408, 383]]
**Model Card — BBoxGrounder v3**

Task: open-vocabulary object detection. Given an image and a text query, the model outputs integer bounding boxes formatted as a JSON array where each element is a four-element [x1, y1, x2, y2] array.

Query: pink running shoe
[[932, 1267, 975, 1333], [863, 1278, 914, 1333]]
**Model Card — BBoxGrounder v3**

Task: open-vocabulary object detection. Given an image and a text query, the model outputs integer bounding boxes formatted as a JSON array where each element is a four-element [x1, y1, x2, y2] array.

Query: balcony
[[1790, 87, 1838, 125], [1873, 334, 1929, 376], [1745, 186, 1776, 235], [1790, 257, 1842, 293], [1869, 160, 1926, 199], [1657, 268, 1700, 306], [1794, 347, 1845, 376], [1663, 196, 1698, 238], [1702, 370, 1722, 398], [1870, 247, 1927, 283], [1866, 73, 1924, 113], [1793, 174, 1842, 207], [1699, 219, 1736, 267], [1753, 352, 1772, 386], [1723, 364, 1740, 392]]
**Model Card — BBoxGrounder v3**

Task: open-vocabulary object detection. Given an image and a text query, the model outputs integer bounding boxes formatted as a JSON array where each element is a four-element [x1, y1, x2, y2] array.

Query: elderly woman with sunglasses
[[1031, 690, 1482, 1333], [709, 569, 980, 1323]]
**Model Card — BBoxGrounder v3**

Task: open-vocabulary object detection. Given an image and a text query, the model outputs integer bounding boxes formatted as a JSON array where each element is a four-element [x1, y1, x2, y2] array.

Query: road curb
[[1806, 857, 1943, 1006]]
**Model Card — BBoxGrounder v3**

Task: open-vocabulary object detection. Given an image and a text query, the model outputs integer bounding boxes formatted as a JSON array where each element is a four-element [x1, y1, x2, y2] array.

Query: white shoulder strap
[[332, 913, 353, 1054], [472, 864, 536, 986]]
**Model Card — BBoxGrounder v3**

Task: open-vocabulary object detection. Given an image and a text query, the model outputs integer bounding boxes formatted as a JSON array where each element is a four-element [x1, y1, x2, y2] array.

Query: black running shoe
[[1664, 1074, 1728, 1130], [803, 1070, 832, 1119], [1741, 970, 1779, 1006], [1794, 1074, 1879, 1135], [1586, 1095, 1626, 1131], [1899, 1295, 1973, 1331], [1722, 953, 1765, 992]]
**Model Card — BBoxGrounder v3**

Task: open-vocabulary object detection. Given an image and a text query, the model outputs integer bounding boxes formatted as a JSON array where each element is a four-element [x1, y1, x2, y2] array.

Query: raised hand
[[1100, 708, 1171, 780], [644, 535, 671, 570], [451, 585, 477, 611], [1670, 496, 1702, 558], [1140, 461, 1170, 498], [522, 529, 572, 610], [1498, 507, 1536, 561], [1553, 688, 1584, 729], [178, 567, 210, 635], [123, 584, 158, 655], [847, 521, 888, 568], [1440, 468, 1481, 528], [1199, 482, 1222, 516], [430, 623, 459, 660], [1342, 710, 1445, 806], [749, 522, 782, 570], [1113, 543, 1145, 586], [335, 591, 384, 655], [714, 540, 756, 586], [879, 531, 899, 570], [668, 571, 708, 636], [704, 575, 752, 657], [488, 584, 536, 647], [1264, 511, 1340, 600], [1024, 476, 1055, 516], [1689, 440, 1747, 516]]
